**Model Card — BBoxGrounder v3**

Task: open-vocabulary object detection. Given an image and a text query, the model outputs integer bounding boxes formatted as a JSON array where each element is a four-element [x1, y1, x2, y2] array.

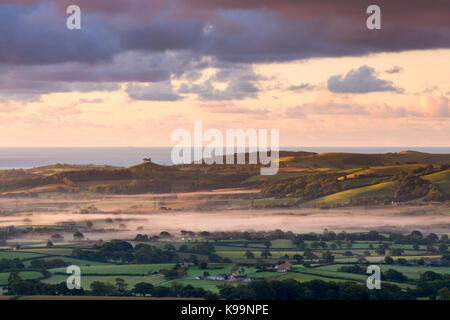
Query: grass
[[218, 250, 303, 260], [247, 271, 354, 284], [341, 164, 425, 180], [339, 177, 382, 189], [49, 264, 176, 275], [303, 181, 398, 206], [379, 265, 450, 280], [163, 279, 227, 293], [0, 271, 43, 286], [43, 274, 166, 289], [20, 248, 75, 256], [23, 257, 110, 267], [310, 263, 449, 288], [423, 169, 450, 194], [0, 251, 47, 260], [186, 264, 233, 277], [252, 239, 295, 249]]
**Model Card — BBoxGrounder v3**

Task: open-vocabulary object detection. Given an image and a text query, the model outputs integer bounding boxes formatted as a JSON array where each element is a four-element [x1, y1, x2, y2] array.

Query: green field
[[164, 279, 231, 293], [0, 271, 43, 286], [423, 169, 450, 194], [43, 274, 166, 289], [379, 265, 450, 280], [20, 248, 75, 256], [304, 181, 398, 206], [0, 251, 47, 260], [49, 264, 176, 275]]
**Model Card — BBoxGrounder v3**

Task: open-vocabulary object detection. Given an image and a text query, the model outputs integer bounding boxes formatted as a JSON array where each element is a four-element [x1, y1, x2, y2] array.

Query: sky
[[0, 0, 449, 147]]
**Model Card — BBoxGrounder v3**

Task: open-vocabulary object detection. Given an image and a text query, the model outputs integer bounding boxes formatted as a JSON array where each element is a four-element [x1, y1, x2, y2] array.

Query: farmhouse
[[275, 261, 291, 272], [229, 274, 253, 283], [422, 258, 442, 266]]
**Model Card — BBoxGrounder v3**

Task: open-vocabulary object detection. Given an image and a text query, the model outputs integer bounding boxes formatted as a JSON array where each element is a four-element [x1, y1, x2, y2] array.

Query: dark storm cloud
[[0, 3, 120, 65], [186, 0, 450, 26], [2, 0, 449, 66], [121, 20, 205, 52], [0, 0, 449, 100], [186, 0, 450, 61]]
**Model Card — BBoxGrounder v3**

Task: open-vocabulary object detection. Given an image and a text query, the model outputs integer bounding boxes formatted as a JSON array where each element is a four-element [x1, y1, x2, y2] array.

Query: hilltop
[[0, 150, 449, 207]]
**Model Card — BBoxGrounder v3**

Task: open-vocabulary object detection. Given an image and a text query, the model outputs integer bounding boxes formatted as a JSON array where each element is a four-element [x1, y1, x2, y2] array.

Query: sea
[[0, 147, 448, 170]]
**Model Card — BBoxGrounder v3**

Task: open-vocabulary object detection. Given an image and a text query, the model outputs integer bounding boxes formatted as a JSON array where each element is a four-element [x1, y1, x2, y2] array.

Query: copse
[[219, 279, 413, 300], [71, 239, 177, 263]]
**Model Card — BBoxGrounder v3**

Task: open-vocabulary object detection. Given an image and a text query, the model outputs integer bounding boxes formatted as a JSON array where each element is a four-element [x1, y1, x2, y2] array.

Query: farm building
[[275, 261, 291, 272]]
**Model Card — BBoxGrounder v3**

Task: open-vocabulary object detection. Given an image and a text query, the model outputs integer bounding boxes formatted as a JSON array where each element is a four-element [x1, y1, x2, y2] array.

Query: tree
[[384, 256, 394, 264], [321, 251, 334, 263], [375, 246, 386, 255], [344, 238, 353, 249], [311, 242, 320, 249], [292, 238, 305, 250], [426, 233, 439, 243], [90, 281, 115, 296], [160, 231, 172, 237], [439, 243, 448, 253], [115, 278, 128, 294], [383, 269, 408, 283], [303, 249, 317, 260], [133, 282, 154, 296], [204, 292, 220, 300], [261, 249, 272, 259], [263, 240, 272, 249], [344, 251, 353, 259], [390, 248, 403, 256], [164, 244, 176, 252], [7, 271, 22, 293], [50, 233, 64, 242], [73, 231, 84, 240], [244, 250, 255, 259], [293, 254, 303, 264], [135, 234, 149, 241], [437, 288, 450, 300], [410, 230, 423, 241]]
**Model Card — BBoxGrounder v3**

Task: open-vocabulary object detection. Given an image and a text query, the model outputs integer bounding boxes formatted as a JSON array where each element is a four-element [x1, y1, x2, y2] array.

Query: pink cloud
[[420, 96, 449, 118], [286, 94, 450, 119]]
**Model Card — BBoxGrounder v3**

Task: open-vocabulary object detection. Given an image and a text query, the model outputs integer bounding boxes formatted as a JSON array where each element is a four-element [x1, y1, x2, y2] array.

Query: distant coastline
[[0, 147, 449, 170]]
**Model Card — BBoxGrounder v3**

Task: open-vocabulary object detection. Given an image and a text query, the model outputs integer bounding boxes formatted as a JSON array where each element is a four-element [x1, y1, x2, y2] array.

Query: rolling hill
[[0, 150, 448, 207]]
